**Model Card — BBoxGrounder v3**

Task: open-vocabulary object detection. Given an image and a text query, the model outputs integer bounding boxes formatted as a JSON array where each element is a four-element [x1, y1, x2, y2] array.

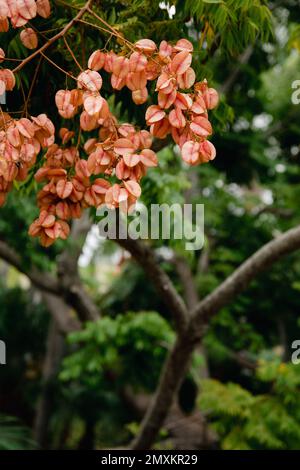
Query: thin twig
[[63, 36, 83, 71], [76, 18, 117, 38], [13, 0, 93, 73], [22, 55, 43, 117], [87, 7, 136, 51], [40, 52, 77, 81]]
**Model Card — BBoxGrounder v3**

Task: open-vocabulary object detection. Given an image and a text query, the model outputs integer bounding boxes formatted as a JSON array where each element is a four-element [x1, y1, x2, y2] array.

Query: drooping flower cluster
[[24, 37, 219, 246], [28, 123, 155, 246], [0, 0, 50, 31], [55, 37, 219, 170], [0, 113, 54, 206], [0, 30, 219, 246]]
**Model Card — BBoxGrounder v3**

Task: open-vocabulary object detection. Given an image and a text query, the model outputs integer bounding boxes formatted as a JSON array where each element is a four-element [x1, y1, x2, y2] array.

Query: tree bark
[[34, 320, 65, 448], [131, 330, 199, 450], [116, 236, 188, 333], [130, 224, 300, 449], [0, 215, 100, 324]]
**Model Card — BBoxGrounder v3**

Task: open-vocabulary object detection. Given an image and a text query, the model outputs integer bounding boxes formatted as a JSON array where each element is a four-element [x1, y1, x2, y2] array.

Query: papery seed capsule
[[88, 50, 106, 71], [174, 39, 193, 53], [158, 89, 177, 109], [112, 56, 130, 79], [132, 87, 148, 105], [20, 28, 38, 49], [83, 94, 104, 116], [190, 116, 212, 138], [145, 60, 160, 80], [0, 69, 15, 91], [129, 52, 147, 72], [0, 19, 9, 33], [16, 118, 35, 138], [75, 159, 91, 179], [150, 117, 171, 139], [199, 140, 216, 162], [123, 153, 140, 167], [36, 0, 51, 18], [0, 1, 9, 19], [116, 159, 131, 180], [145, 105, 165, 125], [28, 219, 42, 237], [169, 107, 186, 128], [77, 70, 102, 92], [174, 92, 193, 110], [56, 201, 70, 220], [170, 50, 192, 76], [124, 179, 141, 198], [159, 40, 173, 59], [135, 39, 156, 54], [156, 73, 174, 93], [40, 213, 55, 228], [104, 51, 117, 73], [18, 0, 37, 20], [56, 180, 73, 199], [80, 111, 98, 131], [84, 138, 97, 154], [177, 67, 196, 89], [138, 130, 152, 149], [111, 74, 126, 90], [0, 48, 5, 63], [191, 95, 206, 115], [114, 138, 135, 156], [126, 71, 147, 91], [202, 88, 219, 110], [140, 149, 157, 167], [181, 140, 200, 165], [92, 178, 111, 194], [57, 220, 70, 239]]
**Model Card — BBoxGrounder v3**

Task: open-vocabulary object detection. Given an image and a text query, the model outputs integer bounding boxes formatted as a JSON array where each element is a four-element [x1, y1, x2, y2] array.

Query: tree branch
[[172, 255, 199, 311], [219, 45, 254, 95], [43, 293, 81, 334], [0, 216, 100, 323], [131, 224, 300, 449], [131, 331, 197, 450], [0, 239, 60, 294], [57, 215, 100, 322], [191, 224, 300, 327], [34, 318, 65, 448], [115, 236, 189, 333], [13, 0, 93, 73]]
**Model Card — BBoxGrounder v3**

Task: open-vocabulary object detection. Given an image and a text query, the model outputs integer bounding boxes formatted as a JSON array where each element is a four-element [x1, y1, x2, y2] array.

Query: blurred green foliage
[[199, 359, 300, 449], [56, 312, 173, 447], [60, 311, 174, 390], [0, 415, 35, 450]]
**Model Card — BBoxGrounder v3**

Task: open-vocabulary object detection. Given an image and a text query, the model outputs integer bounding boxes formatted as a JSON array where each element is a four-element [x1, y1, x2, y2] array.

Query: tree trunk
[[34, 319, 65, 448]]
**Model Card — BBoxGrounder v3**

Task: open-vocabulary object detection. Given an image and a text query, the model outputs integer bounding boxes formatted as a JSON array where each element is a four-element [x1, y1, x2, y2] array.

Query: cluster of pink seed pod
[[0, 0, 50, 31], [0, 113, 54, 206], [55, 37, 219, 170], [0, 32, 219, 246], [28, 122, 154, 246], [28, 122, 158, 247]]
